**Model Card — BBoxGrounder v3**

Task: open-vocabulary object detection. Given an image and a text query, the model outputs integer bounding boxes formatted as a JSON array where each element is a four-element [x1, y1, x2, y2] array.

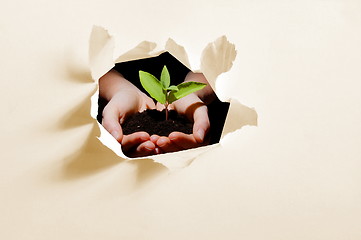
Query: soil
[[122, 109, 193, 136]]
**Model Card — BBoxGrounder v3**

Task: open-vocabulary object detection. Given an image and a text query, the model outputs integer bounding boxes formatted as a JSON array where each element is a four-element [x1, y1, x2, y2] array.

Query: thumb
[[102, 104, 124, 142], [192, 105, 210, 143]]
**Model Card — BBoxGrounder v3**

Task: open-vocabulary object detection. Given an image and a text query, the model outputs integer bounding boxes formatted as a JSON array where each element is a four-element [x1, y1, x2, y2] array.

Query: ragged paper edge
[[89, 25, 257, 171], [89, 26, 115, 82]]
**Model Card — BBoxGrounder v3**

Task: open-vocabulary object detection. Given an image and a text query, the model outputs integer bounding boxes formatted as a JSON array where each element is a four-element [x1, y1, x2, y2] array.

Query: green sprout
[[139, 65, 206, 120]]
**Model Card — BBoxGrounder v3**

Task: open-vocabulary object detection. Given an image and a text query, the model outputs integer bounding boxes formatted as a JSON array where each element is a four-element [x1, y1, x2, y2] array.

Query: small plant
[[139, 65, 206, 120]]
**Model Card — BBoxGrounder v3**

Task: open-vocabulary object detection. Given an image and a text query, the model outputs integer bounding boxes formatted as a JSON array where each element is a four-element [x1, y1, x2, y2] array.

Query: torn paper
[[89, 26, 257, 170], [89, 26, 115, 81]]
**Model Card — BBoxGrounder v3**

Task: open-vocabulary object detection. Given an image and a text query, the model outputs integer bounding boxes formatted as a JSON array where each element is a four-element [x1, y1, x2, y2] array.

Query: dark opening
[[97, 52, 229, 155]]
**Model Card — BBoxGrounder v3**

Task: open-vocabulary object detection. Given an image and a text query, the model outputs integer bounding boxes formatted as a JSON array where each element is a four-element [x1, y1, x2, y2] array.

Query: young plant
[[139, 65, 206, 120]]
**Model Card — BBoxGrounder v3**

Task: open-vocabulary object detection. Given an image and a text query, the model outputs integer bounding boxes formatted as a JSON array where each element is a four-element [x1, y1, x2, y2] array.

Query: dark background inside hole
[[97, 52, 230, 145]]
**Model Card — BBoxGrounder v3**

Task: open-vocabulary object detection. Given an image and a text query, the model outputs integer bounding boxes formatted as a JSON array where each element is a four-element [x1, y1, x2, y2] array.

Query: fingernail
[[197, 129, 205, 142], [158, 138, 168, 147], [140, 134, 149, 141], [111, 131, 119, 140], [144, 144, 154, 151], [150, 135, 159, 142], [169, 133, 177, 141]]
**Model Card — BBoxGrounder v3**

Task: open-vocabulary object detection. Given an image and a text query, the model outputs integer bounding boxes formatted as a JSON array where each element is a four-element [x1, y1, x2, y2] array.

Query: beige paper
[[2, 1, 361, 238], [201, 35, 237, 96], [89, 26, 257, 170], [89, 26, 115, 82], [115, 41, 158, 63]]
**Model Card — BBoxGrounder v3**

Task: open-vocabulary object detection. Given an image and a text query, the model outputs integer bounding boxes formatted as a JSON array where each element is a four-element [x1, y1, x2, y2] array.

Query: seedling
[[139, 65, 206, 120]]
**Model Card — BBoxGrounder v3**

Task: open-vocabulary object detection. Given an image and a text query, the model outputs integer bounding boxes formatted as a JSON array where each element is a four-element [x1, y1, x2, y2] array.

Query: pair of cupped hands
[[100, 70, 210, 157]]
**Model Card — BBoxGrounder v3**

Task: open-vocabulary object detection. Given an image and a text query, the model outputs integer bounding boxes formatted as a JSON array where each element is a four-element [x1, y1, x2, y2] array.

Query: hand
[[100, 70, 157, 157], [100, 70, 213, 157], [152, 92, 210, 153]]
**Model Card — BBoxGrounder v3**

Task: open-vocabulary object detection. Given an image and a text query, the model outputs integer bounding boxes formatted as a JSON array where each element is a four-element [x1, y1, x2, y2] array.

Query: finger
[[131, 141, 156, 158], [156, 136, 183, 153], [121, 132, 150, 152], [150, 135, 165, 154], [192, 105, 210, 143], [141, 100, 156, 112], [139, 91, 156, 110], [150, 135, 160, 144], [102, 104, 123, 142], [165, 103, 174, 111], [169, 132, 199, 150], [155, 102, 165, 111]]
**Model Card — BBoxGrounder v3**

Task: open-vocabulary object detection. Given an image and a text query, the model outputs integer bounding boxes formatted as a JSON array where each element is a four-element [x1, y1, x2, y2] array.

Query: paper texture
[[89, 26, 115, 82], [2, 1, 361, 239], [89, 26, 257, 170]]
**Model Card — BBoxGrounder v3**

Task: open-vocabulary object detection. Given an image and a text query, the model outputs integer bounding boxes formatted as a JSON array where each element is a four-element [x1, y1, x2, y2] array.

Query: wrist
[[99, 70, 140, 101]]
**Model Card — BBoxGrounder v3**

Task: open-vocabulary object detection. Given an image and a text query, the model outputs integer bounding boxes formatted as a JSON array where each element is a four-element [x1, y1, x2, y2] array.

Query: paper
[[89, 26, 257, 170], [89, 26, 115, 82]]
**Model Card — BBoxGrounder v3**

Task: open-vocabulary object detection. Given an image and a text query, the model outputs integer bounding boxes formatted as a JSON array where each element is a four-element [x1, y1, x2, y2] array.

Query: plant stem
[[165, 102, 169, 121]]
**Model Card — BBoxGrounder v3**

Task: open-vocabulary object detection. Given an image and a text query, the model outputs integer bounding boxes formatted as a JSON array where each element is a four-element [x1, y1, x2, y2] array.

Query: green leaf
[[167, 85, 178, 91], [160, 65, 170, 89], [168, 81, 206, 104], [139, 71, 166, 104]]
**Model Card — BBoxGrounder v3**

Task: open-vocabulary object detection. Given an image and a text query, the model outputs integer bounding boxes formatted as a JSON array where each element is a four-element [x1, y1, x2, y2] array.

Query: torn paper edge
[[89, 25, 257, 170]]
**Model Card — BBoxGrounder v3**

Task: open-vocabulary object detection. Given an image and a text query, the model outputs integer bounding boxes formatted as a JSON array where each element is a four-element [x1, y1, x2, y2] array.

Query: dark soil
[[122, 109, 193, 136]]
